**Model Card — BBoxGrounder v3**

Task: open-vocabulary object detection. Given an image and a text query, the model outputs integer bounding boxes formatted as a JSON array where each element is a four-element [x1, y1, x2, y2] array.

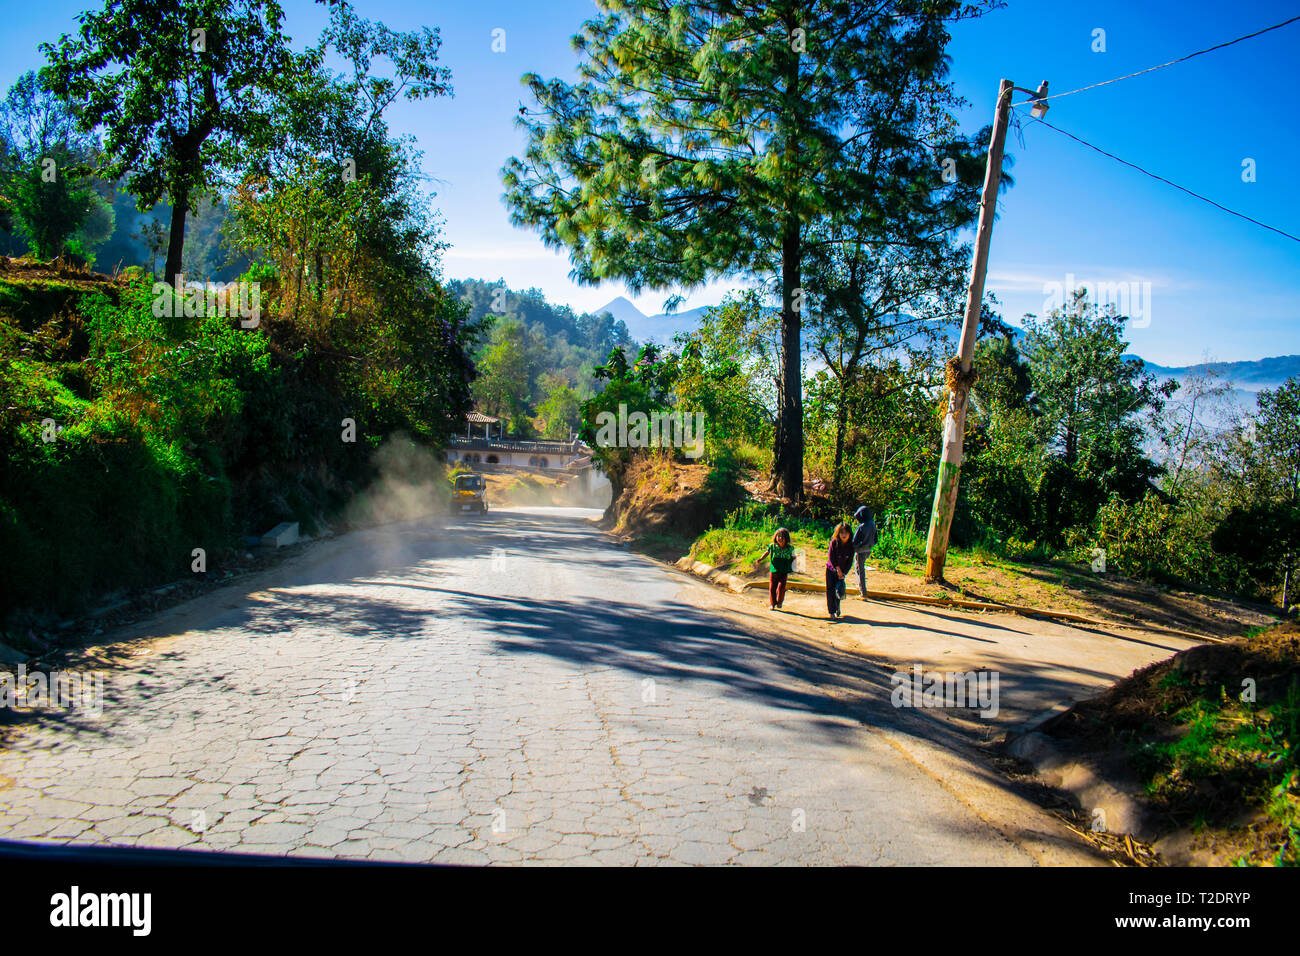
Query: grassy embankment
[[1048, 622, 1300, 865], [690, 503, 1066, 595], [681, 497, 1275, 636]]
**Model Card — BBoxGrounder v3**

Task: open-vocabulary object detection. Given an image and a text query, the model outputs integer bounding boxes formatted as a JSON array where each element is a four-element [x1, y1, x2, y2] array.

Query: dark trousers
[[826, 569, 845, 615], [768, 573, 788, 607]]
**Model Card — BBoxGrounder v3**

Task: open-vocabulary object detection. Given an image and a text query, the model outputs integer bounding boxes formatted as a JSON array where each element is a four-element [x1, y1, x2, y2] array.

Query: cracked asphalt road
[[0, 507, 1036, 865]]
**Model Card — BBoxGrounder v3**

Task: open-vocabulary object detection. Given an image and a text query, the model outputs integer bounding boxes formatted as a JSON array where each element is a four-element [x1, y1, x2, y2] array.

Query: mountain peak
[[593, 296, 648, 323]]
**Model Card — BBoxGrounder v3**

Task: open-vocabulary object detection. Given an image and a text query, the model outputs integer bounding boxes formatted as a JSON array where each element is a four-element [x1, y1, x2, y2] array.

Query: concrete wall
[[447, 449, 564, 469]]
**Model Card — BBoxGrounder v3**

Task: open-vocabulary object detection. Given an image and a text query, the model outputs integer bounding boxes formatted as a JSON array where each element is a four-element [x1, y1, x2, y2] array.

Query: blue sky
[[3, 0, 1298, 364]]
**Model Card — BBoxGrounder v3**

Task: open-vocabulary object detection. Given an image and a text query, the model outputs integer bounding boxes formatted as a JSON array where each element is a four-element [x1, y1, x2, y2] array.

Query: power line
[[1012, 13, 1300, 108], [1029, 116, 1300, 244]]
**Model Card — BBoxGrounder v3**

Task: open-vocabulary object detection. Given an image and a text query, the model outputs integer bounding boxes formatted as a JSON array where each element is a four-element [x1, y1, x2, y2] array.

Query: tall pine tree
[[503, 0, 987, 499]]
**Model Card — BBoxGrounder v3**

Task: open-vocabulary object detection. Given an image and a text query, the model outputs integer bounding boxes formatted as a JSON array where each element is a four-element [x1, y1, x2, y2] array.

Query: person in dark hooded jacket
[[851, 506, 877, 601]]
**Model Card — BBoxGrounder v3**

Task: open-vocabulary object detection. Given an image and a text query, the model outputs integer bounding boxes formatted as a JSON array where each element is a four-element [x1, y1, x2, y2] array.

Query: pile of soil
[[602, 455, 721, 555], [1047, 622, 1300, 747]]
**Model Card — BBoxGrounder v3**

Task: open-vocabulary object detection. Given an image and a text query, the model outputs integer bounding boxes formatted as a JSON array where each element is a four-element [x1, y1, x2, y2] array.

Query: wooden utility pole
[[923, 78, 1015, 582]]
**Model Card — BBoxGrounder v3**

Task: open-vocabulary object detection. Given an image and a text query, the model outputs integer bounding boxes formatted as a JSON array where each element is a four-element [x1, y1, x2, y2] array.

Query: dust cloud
[[341, 434, 449, 530]]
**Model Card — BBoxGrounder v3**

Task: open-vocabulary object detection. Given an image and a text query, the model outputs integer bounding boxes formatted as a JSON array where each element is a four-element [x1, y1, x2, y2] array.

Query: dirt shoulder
[[655, 558, 1130, 864], [605, 456, 1277, 641]]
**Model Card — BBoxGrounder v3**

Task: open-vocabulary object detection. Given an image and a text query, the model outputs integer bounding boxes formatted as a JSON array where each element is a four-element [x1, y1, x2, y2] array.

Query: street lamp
[[1024, 80, 1050, 118]]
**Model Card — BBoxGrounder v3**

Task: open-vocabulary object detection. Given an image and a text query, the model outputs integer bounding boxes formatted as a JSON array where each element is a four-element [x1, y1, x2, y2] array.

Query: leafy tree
[[1023, 290, 1173, 537], [1024, 291, 1170, 466], [226, 3, 475, 445], [959, 321, 1042, 539], [1212, 500, 1300, 607], [971, 325, 1034, 417], [449, 278, 636, 403], [472, 319, 537, 423], [804, 357, 940, 516], [0, 71, 111, 261], [534, 373, 583, 440], [668, 290, 777, 460], [504, 0, 991, 500], [960, 397, 1044, 541], [1251, 377, 1300, 506], [798, 71, 1006, 497], [41, 0, 302, 281], [1211, 377, 1300, 605], [580, 344, 674, 499], [803, 235, 971, 495]]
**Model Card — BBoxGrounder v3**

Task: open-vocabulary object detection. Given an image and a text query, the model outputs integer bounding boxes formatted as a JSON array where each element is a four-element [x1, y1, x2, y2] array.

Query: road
[[0, 507, 1044, 865]]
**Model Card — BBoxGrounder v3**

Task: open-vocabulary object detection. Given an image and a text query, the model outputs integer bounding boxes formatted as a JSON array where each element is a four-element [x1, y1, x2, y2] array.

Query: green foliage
[[579, 343, 674, 490], [804, 360, 940, 515], [41, 0, 306, 276], [471, 318, 535, 422], [1074, 492, 1184, 583], [0, 71, 112, 262], [972, 333, 1034, 414], [668, 290, 775, 460], [0, 277, 261, 613], [962, 398, 1044, 542], [1022, 291, 1170, 487], [1132, 677, 1300, 863], [448, 279, 637, 437], [0, 4, 476, 622], [690, 501, 835, 574], [535, 373, 582, 440], [1213, 501, 1300, 602], [872, 506, 928, 567]]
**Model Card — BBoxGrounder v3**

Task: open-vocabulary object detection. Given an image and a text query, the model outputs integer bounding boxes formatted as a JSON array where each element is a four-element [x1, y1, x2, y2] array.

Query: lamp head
[[1030, 80, 1050, 118]]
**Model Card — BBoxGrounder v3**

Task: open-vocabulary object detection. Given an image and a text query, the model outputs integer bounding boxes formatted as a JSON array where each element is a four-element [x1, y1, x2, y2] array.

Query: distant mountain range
[[1130, 354, 1300, 393], [594, 296, 711, 343]]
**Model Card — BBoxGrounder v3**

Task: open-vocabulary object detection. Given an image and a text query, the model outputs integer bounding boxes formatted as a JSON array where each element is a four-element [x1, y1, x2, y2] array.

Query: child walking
[[826, 523, 854, 618], [766, 528, 795, 610]]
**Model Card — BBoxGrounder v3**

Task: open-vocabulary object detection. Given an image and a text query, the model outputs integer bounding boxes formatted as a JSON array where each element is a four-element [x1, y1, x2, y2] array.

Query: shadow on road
[[0, 510, 1140, 788]]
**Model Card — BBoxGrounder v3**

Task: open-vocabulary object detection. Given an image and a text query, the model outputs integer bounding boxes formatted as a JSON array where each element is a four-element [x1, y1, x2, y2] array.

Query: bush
[[1069, 490, 1230, 587], [873, 505, 926, 565]]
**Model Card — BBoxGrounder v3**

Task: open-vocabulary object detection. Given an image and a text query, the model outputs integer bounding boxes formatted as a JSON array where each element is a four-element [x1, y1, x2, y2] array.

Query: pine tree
[[503, 0, 987, 500]]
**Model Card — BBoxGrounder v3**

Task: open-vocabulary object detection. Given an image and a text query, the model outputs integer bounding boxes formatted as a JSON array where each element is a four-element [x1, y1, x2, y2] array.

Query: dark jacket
[[852, 518, 877, 554], [826, 536, 854, 574]]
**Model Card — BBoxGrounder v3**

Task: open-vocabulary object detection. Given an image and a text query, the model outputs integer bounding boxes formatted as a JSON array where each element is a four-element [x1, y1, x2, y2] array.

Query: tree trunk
[[771, 20, 803, 503], [164, 188, 189, 283], [772, 221, 803, 501], [832, 375, 848, 493]]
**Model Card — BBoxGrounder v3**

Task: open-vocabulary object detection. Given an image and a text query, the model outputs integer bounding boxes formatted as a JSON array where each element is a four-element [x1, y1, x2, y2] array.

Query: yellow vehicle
[[450, 472, 488, 515]]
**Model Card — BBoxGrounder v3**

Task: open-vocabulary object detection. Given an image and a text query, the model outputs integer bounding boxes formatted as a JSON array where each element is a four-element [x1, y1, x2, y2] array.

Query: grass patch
[[689, 503, 837, 575], [1048, 623, 1300, 865]]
